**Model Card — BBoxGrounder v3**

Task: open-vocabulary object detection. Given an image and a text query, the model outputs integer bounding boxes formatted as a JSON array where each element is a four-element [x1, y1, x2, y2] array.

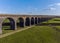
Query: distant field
[[42, 18, 60, 31], [42, 18, 60, 23], [3, 19, 10, 23], [0, 26, 60, 43]]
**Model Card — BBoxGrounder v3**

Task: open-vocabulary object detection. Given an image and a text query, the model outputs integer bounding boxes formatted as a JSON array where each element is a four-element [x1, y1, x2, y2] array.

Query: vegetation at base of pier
[[2, 26, 28, 34], [2, 26, 14, 34]]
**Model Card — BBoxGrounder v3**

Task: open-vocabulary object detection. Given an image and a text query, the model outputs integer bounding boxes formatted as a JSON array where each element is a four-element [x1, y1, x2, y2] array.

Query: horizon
[[0, 13, 60, 16]]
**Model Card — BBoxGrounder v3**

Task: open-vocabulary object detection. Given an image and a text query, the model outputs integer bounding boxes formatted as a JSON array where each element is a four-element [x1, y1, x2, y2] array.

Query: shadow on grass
[[4, 29, 13, 30]]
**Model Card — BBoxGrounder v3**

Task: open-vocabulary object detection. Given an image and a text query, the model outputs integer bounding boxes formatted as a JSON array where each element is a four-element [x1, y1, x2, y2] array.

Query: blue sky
[[0, 0, 60, 15]]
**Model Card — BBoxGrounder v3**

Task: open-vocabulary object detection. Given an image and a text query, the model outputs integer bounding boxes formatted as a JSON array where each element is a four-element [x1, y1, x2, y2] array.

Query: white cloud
[[56, 3, 60, 6], [49, 3, 60, 7], [49, 7, 56, 10], [41, 2, 60, 15], [47, 3, 60, 11], [43, 7, 56, 11]]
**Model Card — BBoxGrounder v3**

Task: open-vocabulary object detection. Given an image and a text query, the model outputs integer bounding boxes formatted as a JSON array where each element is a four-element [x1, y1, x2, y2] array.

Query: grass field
[[0, 26, 60, 43], [2, 26, 14, 34], [42, 18, 60, 23], [55, 26, 60, 30], [2, 26, 29, 34], [42, 18, 60, 31]]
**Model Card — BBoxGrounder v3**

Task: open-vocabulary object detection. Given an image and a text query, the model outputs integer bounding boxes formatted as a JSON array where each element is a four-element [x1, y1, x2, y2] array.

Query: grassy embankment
[[0, 26, 60, 43]]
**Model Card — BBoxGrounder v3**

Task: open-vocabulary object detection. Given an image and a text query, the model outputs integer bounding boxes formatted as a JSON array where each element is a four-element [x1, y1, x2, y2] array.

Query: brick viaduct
[[0, 14, 54, 34]]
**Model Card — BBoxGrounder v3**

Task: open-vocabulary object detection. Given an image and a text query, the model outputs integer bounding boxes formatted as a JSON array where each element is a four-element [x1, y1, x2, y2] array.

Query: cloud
[[49, 3, 60, 7], [45, 3, 60, 11], [56, 3, 60, 6], [49, 7, 56, 10], [41, 2, 60, 15], [43, 7, 56, 11]]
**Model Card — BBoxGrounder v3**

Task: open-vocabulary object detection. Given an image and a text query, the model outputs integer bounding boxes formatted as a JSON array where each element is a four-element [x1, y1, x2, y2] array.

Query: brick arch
[[31, 17, 35, 25], [25, 17, 30, 26], [2, 17, 15, 30], [17, 17, 24, 27]]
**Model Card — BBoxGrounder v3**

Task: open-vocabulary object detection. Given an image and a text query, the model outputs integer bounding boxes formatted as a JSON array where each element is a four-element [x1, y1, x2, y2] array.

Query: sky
[[0, 0, 60, 15]]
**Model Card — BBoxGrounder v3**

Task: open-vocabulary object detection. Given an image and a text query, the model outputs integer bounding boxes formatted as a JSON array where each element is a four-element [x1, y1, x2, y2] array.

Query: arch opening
[[17, 18, 24, 27], [31, 17, 34, 25], [40, 18, 44, 22], [2, 18, 15, 30], [35, 17, 37, 24], [38, 18, 40, 23], [25, 17, 30, 26]]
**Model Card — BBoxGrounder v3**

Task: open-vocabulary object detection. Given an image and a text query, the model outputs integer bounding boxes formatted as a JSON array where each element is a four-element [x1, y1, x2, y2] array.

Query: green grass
[[3, 19, 10, 23], [55, 26, 60, 30], [2, 26, 28, 34], [2, 29, 14, 34], [2, 26, 14, 34], [2, 26, 10, 30], [42, 18, 60, 23], [53, 18, 60, 20], [0, 26, 60, 43]]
